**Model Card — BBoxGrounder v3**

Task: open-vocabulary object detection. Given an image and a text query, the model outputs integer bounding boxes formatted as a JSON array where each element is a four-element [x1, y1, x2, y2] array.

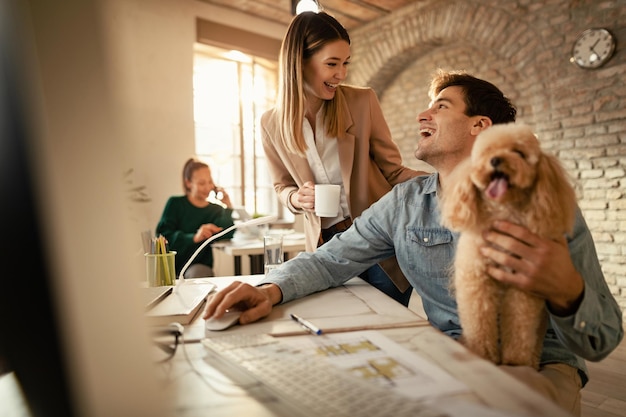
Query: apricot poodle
[[440, 123, 577, 369]]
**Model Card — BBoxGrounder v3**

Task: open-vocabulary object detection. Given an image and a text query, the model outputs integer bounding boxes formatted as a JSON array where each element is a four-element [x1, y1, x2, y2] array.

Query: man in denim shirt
[[204, 70, 623, 415]]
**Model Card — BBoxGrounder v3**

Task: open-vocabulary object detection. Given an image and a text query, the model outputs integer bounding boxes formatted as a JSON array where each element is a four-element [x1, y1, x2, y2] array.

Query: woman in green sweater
[[156, 158, 235, 277]]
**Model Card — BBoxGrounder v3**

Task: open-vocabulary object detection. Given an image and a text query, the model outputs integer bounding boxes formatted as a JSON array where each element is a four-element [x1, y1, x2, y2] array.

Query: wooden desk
[[160, 276, 573, 417], [212, 237, 306, 275], [179, 275, 429, 342]]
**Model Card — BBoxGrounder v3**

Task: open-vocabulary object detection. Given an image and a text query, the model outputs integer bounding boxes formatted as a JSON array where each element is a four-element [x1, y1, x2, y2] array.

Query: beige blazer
[[261, 85, 422, 291]]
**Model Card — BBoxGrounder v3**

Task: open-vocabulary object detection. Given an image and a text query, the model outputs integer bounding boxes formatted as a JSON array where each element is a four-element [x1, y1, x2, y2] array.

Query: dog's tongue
[[486, 177, 508, 199]]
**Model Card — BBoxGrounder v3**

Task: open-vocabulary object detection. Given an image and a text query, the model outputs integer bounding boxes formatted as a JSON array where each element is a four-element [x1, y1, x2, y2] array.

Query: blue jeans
[[359, 263, 412, 306]]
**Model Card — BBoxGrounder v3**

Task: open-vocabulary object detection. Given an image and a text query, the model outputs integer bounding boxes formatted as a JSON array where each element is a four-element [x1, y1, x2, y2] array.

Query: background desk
[[161, 275, 573, 417], [212, 237, 306, 276]]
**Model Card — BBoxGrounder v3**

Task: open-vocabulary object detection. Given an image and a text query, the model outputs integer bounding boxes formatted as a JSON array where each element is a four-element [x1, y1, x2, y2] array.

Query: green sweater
[[155, 196, 235, 275]]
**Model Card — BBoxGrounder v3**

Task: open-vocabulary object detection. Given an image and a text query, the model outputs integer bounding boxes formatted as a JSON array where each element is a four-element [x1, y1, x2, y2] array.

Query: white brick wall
[[347, 0, 626, 321]]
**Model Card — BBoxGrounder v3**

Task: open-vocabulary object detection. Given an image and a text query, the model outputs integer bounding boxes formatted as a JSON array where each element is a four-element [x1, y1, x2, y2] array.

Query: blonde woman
[[261, 11, 426, 305]]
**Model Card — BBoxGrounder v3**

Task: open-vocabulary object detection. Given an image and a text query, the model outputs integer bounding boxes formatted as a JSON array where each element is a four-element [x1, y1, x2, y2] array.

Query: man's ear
[[469, 117, 493, 135]]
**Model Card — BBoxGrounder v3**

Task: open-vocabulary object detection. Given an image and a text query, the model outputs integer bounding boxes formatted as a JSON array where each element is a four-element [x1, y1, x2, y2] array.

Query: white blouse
[[303, 111, 350, 229]]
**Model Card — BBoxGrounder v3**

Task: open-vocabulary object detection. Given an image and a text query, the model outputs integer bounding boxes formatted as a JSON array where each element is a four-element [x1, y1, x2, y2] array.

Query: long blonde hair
[[276, 11, 350, 156]]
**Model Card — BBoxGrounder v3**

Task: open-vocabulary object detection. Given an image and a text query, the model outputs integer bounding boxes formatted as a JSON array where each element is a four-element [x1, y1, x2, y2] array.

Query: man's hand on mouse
[[202, 281, 282, 325]]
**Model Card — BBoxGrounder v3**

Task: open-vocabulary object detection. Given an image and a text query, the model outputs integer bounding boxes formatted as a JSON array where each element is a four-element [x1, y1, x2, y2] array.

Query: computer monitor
[[0, 6, 74, 415], [0, 1, 170, 416]]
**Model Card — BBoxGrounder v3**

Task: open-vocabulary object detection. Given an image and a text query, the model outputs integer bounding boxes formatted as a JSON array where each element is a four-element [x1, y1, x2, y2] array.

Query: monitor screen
[[0, 2, 75, 413], [0, 1, 170, 416]]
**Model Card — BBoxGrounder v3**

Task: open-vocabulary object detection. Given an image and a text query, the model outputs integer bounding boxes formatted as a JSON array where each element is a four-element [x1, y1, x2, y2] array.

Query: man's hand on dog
[[480, 220, 585, 316]]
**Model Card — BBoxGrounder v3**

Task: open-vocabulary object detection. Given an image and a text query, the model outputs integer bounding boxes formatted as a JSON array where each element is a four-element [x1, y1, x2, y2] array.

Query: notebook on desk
[[143, 281, 216, 326]]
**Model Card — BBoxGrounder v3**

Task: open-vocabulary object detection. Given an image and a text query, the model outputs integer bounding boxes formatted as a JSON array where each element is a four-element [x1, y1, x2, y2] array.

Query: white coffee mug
[[315, 184, 341, 217]]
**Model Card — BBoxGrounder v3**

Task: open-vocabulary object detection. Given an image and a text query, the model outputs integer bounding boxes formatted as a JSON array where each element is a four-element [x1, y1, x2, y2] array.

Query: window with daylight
[[193, 43, 288, 220]]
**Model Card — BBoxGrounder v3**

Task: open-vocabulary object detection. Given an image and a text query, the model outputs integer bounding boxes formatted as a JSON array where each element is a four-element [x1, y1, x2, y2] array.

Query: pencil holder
[[145, 251, 177, 287]]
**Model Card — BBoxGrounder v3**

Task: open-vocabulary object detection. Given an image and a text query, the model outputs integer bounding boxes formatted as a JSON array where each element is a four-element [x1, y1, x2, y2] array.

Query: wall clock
[[570, 28, 616, 69]]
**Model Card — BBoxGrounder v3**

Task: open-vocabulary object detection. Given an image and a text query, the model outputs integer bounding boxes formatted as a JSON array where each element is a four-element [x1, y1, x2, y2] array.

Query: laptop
[[140, 283, 216, 325], [142, 286, 173, 310], [233, 206, 252, 221]]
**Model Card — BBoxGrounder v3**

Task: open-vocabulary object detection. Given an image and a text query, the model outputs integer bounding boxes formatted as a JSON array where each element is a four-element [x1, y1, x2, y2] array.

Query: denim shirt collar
[[423, 172, 440, 195]]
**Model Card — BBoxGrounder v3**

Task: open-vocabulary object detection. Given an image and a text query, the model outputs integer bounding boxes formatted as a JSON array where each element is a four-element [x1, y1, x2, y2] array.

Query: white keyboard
[[202, 334, 448, 417]]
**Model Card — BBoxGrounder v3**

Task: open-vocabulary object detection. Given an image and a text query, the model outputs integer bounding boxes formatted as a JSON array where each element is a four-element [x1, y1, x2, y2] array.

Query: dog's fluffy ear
[[531, 153, 577, 235], [441, 164, 481, 231]]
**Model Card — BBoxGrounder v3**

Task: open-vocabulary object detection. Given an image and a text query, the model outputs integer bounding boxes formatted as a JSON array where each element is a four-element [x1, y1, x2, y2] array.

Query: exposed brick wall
[[346, 0, 626, 321]]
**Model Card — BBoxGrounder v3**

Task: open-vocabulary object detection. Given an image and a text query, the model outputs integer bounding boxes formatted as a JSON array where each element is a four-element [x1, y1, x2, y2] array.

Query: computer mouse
[[205, 310, 242, 331]]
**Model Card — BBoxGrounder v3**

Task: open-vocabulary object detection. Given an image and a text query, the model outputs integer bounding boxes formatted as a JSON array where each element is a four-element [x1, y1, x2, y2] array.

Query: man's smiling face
[[414, 86, 484, 172]]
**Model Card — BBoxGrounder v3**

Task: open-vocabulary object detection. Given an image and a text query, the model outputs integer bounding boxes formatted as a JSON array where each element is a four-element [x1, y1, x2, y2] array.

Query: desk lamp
[[175, 215, 277, 291]]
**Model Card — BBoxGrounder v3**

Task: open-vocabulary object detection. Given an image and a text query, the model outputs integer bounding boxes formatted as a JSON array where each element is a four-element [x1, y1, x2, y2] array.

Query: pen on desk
[[290, 313, 323, 335]]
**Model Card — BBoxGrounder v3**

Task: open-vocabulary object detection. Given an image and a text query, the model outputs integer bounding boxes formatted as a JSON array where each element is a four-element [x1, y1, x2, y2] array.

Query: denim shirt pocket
[[404, 228, 455, 281]]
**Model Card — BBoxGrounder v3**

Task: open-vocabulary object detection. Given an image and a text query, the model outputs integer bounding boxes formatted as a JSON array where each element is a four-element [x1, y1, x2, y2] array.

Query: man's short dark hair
[[429, 69, 517, 124]]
